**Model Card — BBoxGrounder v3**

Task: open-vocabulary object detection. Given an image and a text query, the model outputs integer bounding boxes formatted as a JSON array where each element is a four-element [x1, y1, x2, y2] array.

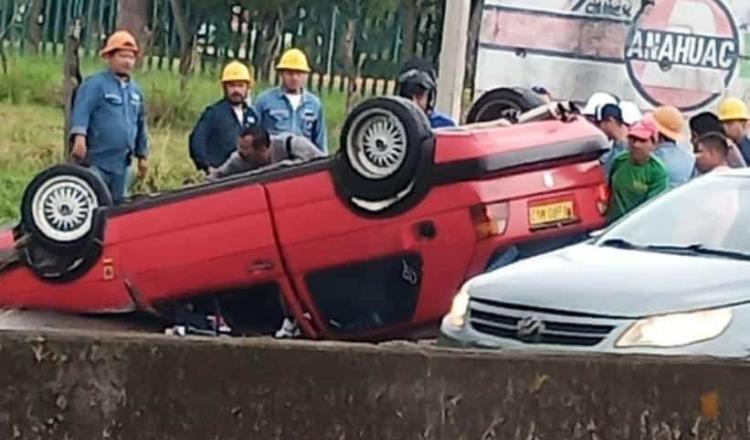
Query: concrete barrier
[[0, 329, 747, 439]]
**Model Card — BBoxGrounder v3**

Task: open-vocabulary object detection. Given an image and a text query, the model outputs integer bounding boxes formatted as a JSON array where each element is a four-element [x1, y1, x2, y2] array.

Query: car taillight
[[596, 184, 609, 216], [471, 202, 509, 239]]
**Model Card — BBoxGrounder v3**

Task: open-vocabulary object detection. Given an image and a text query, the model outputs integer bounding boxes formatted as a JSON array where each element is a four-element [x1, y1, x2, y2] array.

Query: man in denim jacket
[[254, 48, 327, 154], [70, 31, 148, 203]]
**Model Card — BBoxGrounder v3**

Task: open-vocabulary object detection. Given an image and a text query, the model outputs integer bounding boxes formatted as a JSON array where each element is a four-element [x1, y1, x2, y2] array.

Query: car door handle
[[249, 260, 275, 273]]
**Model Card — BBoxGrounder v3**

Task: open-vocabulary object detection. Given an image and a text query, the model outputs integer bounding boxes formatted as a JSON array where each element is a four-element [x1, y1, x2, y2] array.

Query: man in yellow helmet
[[189, 61, 259, 173], [253, 48, 328, 153], [718, 97, 750, 164]]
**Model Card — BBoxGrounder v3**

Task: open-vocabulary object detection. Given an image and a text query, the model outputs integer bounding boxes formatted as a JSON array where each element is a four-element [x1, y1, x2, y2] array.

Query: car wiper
[[645, 244, 750, 261], [598, 238, 642, 250]]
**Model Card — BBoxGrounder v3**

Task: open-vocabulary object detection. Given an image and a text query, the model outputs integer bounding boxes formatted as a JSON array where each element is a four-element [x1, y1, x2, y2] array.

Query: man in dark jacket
[[189, 61, 259, 173]]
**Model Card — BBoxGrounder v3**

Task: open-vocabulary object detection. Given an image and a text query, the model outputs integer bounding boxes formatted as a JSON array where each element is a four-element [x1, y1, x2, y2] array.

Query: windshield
[[597, 176, 750, 256]]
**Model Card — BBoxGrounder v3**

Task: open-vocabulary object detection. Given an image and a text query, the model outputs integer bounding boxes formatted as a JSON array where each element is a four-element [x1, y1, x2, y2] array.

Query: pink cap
[[628, 119, 658, 141]]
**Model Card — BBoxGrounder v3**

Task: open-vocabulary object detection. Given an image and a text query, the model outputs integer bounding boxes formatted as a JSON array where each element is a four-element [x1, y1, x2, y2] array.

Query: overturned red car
[[0, 91, 609, 340]]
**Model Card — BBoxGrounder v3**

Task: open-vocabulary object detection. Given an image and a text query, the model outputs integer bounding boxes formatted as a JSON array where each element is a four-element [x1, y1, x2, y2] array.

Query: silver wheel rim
[[346, 108, 408, 180], [30, 175, 98, 243]]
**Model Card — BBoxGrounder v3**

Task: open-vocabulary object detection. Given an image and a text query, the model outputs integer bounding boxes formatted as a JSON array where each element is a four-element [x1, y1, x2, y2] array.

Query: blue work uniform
[[70, 70, 148, 203], [189, 99, 259, 172], [737, 135, 750, 165], [653, 142, 696, 189], [253, 87, 328, 153], [429, 110, 456, 129]]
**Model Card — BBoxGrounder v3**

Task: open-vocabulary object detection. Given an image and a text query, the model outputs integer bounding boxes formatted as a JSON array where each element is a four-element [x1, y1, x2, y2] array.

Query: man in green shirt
[[607, 119, 669, 223]]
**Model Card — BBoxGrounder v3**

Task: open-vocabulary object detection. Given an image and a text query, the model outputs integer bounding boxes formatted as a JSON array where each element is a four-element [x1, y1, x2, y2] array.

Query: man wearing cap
[[649, 106, 695, 189], [70, 30, 148, 204], [254, 48, 327, 153], [718, 97, 750, 164], [607, 119, 669, 223], [596, 103, 630, 176], [689, 112, 746, 171], [189, 61, 259, 173]]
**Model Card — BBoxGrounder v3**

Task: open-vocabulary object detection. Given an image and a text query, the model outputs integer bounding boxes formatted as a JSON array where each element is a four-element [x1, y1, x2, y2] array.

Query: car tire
[[465, 87, 545, 124], [22, 236, 103, 283], [21, 164, 112, 253], [333, 96, 434, 215]]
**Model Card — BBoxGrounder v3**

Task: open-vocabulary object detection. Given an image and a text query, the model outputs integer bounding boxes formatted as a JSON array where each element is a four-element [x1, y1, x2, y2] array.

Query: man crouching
[[208, 125, 325, 181]]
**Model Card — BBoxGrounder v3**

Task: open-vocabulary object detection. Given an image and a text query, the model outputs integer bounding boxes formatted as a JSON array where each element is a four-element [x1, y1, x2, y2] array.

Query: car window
[[598, 176, 750, 254]]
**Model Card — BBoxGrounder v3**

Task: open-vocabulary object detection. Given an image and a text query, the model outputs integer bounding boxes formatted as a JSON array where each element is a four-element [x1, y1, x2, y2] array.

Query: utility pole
[[436, 0, 471, 122]]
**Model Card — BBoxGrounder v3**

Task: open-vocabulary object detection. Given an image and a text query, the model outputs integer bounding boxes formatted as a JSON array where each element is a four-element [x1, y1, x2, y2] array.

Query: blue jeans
[[90, 166, 133, 204]]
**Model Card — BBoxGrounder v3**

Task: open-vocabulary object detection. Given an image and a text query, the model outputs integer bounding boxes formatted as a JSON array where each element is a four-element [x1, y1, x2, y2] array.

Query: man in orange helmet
[[648, 106, 695, 189], [70, 30, 149, 203]]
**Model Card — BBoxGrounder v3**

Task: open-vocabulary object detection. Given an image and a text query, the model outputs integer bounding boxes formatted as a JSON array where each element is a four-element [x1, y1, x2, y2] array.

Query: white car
[[439, 170, 750, 358]]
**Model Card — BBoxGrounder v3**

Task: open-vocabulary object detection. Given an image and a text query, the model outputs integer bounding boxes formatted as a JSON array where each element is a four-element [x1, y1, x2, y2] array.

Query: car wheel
[[333, 96, 434, 215], [21, 164, 112, 252], [465, 87, 545, 124], [22, 237, 103, 283]]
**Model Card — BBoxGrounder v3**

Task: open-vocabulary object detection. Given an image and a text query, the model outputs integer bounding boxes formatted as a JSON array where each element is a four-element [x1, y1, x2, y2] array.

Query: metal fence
[[0, 0, 446, 96]]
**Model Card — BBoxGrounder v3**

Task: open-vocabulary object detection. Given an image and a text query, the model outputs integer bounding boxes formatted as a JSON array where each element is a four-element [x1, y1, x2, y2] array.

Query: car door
[[104, 182, 288, 311], [265, 170, 477, 339]]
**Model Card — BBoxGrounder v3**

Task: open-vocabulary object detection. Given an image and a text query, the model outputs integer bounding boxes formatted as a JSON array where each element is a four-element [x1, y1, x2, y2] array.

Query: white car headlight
[[445, 283, 471, 328], [616, 307, 733, 348]]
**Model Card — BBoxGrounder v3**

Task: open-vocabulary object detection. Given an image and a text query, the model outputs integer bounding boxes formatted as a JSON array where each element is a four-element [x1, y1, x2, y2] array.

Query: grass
[[0, 55, 350, 224]]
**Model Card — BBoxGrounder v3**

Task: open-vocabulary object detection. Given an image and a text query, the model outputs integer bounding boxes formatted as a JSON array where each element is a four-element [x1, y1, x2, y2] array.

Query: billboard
[[475, 0, 750, 112]]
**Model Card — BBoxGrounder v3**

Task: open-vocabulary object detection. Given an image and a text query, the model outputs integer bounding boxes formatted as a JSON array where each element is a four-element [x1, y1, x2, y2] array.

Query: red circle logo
[[625, 0, 740, 111]]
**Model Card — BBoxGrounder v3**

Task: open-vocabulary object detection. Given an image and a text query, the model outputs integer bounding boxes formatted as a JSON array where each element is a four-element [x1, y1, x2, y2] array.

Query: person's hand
[[70, 136, 87, 163], [137, 157, 149, 179]]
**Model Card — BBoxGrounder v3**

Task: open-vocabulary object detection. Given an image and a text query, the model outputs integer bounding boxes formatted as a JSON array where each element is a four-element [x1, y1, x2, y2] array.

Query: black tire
[[333, 96, 434, 212], [21, 164, 112, 253], [22, 236, 103, 283], [465, 87, 545, 124]]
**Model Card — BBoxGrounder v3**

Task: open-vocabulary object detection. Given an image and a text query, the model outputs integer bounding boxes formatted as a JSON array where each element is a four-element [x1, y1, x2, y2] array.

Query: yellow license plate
[[529, 201, 576, 226]]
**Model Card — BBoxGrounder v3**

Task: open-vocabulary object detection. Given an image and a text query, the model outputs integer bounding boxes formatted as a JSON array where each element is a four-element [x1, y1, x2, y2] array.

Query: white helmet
[[582, 92, 618, 116], [618, 101, 643, 126]]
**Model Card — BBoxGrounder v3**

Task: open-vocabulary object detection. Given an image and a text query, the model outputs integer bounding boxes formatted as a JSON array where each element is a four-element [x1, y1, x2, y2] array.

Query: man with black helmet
[[396, 59, 456, 129]]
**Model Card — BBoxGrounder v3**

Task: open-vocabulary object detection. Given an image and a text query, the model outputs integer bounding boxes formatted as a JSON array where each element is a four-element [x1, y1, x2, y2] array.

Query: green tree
[[228, 1, 301, 83], [168, 0, 231, 83]]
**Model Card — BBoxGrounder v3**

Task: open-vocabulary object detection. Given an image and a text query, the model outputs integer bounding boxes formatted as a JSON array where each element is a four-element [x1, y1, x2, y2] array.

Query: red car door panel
[[106, 184, 284, 304], [266, 171, 477, 337], [0, 266, 136, 313]]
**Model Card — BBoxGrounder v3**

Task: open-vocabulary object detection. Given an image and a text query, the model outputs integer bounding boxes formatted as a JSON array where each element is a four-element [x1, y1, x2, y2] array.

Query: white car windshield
[[597, 176, 750, 259]]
